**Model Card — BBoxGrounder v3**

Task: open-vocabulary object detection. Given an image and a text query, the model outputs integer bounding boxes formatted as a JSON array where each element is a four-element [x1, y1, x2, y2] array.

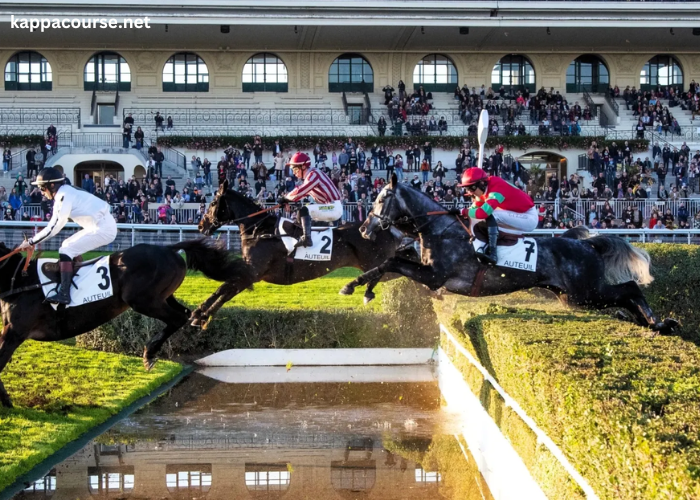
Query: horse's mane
[[396, 182, 449, 213], [223, 188, 271, 223]]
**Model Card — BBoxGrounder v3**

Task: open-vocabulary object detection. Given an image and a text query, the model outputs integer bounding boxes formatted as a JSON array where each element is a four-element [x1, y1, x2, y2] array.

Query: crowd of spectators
[[382, 83, 595, 138]]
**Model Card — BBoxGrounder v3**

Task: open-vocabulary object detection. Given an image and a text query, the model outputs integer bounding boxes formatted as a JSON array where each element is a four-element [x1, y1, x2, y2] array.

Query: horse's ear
[[219, 179, 228, 194], [390, 173, 398, 189]]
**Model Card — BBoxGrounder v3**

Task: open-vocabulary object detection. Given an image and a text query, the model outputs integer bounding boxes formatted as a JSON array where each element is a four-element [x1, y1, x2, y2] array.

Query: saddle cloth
[[278, 218, 334, 261], [37, 256, 114, 310], [472, 237, 538, 273]]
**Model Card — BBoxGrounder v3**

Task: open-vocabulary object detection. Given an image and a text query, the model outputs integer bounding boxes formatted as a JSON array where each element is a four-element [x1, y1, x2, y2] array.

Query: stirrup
[[476, 246, 497, 266], [46, 287, 71, 305]]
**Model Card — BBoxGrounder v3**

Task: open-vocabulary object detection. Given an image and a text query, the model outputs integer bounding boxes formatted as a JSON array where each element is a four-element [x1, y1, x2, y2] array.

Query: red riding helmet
[[458, 167, 490, 187], [286, 152, 312, 170]]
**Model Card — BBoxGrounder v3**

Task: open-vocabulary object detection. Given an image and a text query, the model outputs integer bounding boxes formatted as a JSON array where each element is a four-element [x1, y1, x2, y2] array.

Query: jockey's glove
[[277, 196, 289, 205], [448, 208, 461, 216]]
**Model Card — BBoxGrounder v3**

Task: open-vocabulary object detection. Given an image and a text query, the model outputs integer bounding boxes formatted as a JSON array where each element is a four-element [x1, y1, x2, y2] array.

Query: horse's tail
[[582, 234, 654, 286], [169, 238, 255, 284]]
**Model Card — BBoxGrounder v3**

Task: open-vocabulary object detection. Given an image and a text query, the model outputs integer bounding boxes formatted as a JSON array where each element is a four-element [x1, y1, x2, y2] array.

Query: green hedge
[[639, 244, 700, 342], [77, 278, 438, 356], [0, 135, 43, 149], [437, 294, 700, 500], [157, 135, 649, 154]]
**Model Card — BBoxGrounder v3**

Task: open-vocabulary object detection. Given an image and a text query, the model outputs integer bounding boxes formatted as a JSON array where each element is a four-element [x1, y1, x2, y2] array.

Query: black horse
[[0, 238, 253, 407], [194, 180, 412, 327], [342, 175, 678, 334]]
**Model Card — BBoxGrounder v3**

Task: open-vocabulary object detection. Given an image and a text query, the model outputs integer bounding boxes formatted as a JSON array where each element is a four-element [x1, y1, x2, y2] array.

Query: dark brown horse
[[0, 238, 253, 407], [194, 180, 412, 327]]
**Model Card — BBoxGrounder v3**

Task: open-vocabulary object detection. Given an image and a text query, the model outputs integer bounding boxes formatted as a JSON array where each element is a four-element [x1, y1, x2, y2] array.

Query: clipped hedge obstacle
[[437, 291, 700, 500]]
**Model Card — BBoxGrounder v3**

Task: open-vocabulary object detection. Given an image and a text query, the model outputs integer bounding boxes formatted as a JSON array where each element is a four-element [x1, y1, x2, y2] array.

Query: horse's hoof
[[191, 318, 201, 328], [363, 293, 375, 305], [143, 357, 157, 371], [0, 393, 12, 409], [615, 310, 630, 321], [339, 285, 355, 296], [657, 318, 680, 335]]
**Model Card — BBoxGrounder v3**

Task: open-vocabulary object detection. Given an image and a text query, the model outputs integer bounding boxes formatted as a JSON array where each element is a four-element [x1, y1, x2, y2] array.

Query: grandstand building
[[0, 1, 699, 197]]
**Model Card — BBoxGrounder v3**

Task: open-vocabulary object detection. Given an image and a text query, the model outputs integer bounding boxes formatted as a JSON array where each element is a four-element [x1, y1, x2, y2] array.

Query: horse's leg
[[347, 257, 446, 292], [0, 326, 24, 408], [363, 278, 380, 305], [133, 298, 190, 371], [191, 286, 223, 327], [199, 279, 250, 329], [581, 281, 679, 334]]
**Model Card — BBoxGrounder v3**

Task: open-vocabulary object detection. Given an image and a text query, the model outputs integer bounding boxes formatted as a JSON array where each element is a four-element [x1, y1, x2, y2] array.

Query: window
[[245, 463, 291, 498], [415, 468, 441, 483], [23, 469, 56, 497], [84, 52, 131, 91], [329, 54, 373, 93], [242, 53, 288, 92], [166, 464, 212, 496], [491, 55, 535, 94], [413, 54, 457, 92], [641, 55, 683, 90], [88, 466, 135, 497], [566, 55, 609, 94], [5, 51, 52, 91], [163, 53, 209, 92]]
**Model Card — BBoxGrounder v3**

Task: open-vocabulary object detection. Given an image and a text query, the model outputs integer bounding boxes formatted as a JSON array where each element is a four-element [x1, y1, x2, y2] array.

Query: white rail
[[441, 324, 600, 500]]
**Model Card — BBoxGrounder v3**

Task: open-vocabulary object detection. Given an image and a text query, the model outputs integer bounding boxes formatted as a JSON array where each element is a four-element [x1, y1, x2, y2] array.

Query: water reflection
[[12, 372, 492, 500]]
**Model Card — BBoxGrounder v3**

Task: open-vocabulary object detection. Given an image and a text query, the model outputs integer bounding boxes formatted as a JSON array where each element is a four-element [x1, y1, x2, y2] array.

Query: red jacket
[[463, 176, 535, 220]]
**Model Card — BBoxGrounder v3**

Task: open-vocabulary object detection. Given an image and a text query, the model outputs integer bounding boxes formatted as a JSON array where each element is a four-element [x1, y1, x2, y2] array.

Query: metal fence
[[0, 108, 81, 127], [0, 222, 698, 256]]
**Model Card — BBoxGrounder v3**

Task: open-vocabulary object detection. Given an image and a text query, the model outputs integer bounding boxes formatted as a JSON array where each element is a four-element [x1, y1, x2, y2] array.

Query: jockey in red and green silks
[[458, 167, 537, 265]]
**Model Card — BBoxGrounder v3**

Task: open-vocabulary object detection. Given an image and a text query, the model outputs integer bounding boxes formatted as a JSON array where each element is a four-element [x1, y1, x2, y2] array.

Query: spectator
[[2, 149, 10, 172], [154, 112, 165, 131], [134, 126, 144, 150], [82, 173, 95, 194], [167, 116, 173, 130]]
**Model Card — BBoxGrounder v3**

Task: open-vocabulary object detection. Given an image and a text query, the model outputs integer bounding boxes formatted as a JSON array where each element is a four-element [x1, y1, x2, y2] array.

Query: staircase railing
[[605, 92, 619, 117], [342, 92, 348, 115], [115, 88, 120, 119]]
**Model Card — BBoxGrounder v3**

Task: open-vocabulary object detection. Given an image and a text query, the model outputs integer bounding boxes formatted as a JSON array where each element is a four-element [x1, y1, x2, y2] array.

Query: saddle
[[40, 256, 102, 284], [278, 219, 333, 238], [472, 222, 523, 247]]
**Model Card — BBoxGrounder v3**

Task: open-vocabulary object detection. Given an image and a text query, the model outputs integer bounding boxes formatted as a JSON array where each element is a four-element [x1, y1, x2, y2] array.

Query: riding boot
[[479, 215, 499, 266], [46, 261, 73, 305], [296, 214, 314, 248]]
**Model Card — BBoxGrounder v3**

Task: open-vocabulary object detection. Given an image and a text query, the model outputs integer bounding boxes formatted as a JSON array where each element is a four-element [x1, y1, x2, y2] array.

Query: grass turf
[[0, 341, 181, 492], [175, 267, 383, 311]]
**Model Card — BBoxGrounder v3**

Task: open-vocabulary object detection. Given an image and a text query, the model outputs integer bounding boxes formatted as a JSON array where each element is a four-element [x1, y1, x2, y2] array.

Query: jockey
[[277, 152, 342, 247], [458, 167, 537, 265], [18, 167, 118, 304]]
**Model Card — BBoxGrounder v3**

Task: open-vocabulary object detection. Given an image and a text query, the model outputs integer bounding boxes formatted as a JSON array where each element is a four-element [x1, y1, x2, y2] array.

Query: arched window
[[84, 52, 131, 91], [245, 463, 290, 499], [166, 464, 212, 500], [4, 51, 52, 91], [491, 55, 535, 95], [641, 55, 683, 91], [88, 466, 134, 498], [242, 53, 288, 92], [163, 53, 209, 92], [413, 54, 457, 93], [329, 54, 373, 93], [566, 55, 609, 94]]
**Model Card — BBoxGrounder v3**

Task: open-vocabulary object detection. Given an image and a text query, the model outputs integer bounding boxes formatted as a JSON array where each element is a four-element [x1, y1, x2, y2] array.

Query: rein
[[0, 246, 33, 274], [228, 204, 282, 224]]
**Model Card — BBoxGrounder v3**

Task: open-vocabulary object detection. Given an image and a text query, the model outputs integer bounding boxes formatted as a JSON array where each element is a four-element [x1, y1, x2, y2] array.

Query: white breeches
[[59, 213, 118, 258], [306, 200, 343, 222], [472, 206, 539, 235]]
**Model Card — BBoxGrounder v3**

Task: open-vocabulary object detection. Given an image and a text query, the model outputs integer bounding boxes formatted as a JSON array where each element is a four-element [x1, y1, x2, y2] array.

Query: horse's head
[[360, 174, 406, 241], [199, 179, 231, 236]]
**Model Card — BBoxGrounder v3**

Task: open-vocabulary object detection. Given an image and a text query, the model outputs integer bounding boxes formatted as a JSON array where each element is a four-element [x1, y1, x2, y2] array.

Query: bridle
[[371, 186, 472, 237]]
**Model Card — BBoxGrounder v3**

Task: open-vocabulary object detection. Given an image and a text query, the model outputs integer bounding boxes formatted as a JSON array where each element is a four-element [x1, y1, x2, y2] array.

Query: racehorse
[[0, 238, 253, 408], [341, 174, 678, 334], [194, 179, 412, 327]]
